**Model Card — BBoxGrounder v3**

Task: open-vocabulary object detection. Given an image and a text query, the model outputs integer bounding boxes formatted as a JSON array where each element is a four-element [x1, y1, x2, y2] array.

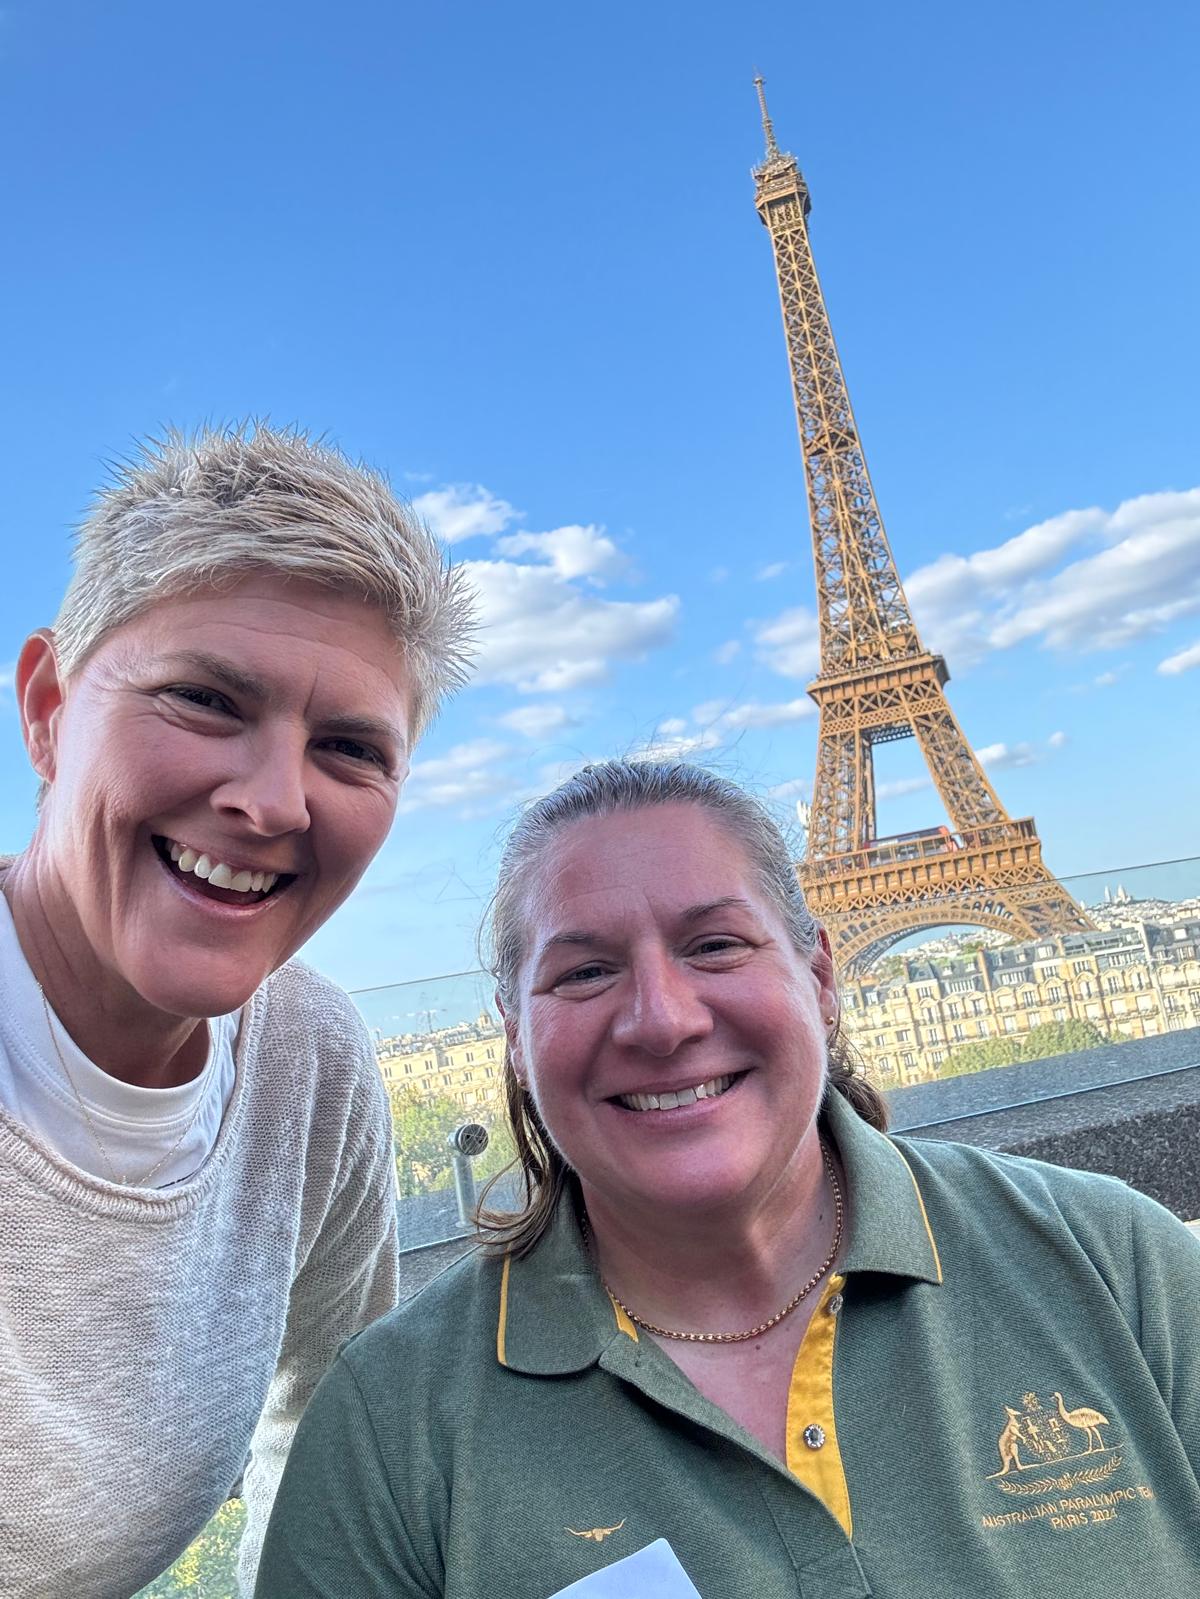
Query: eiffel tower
[[752, 80, 1092, 970]]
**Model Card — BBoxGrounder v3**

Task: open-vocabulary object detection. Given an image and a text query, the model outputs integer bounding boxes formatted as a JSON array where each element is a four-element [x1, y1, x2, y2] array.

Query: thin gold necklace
[[587, 1138, 844, 1344], [38, 985, 207, 1188]]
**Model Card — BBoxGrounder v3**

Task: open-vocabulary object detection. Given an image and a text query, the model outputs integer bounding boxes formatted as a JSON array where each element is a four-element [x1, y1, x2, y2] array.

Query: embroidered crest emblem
[[566, 1519, 626, 1543], [978, 1388, 1159, 1536], [986, 1391, 1123, 1496]]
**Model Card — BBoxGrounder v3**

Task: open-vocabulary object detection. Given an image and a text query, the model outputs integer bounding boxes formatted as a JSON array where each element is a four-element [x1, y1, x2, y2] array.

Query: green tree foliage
[[388, 1082, 515, 1199], [1022, 1018, 1111, 1060], [132, 1499, 245, 1599], [938, 1018, 1111, 1080]]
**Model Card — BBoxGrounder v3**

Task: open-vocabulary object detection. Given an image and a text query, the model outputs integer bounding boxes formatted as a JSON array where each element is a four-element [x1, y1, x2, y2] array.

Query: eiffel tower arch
[[751, 80, 1092, 972]]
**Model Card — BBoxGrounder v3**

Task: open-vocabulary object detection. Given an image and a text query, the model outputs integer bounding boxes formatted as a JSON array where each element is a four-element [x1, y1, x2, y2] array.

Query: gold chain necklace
[[588, 1138, 844, 1344], [38, 985, 207, 1188]]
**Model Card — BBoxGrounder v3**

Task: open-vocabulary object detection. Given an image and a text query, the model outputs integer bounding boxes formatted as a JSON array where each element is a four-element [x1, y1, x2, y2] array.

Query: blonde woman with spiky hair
[[0, 425, 474, 1598]]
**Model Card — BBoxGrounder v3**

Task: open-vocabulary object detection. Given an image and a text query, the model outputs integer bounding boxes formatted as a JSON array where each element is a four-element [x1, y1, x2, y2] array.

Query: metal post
[[447, 1123, 489, 1230]]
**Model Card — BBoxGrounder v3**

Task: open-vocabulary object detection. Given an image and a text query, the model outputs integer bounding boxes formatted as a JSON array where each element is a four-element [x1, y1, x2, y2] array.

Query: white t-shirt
[[0, 895, 237, 1188]]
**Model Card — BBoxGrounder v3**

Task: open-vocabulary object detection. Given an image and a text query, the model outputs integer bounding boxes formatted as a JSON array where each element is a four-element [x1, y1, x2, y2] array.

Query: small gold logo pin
[[566, 1519, 626, 1543]]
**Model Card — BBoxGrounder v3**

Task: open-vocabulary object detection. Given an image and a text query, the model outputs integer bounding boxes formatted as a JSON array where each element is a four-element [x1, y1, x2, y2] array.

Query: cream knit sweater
[[0, 955, 399, 1598]]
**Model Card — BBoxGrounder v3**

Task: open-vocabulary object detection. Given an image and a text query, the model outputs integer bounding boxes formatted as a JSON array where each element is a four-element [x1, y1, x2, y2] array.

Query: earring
[[824, 1014, 837, 1027]]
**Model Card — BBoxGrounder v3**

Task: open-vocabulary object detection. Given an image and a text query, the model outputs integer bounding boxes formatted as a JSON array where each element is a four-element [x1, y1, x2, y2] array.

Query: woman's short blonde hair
[[53, 423, 474, 738]]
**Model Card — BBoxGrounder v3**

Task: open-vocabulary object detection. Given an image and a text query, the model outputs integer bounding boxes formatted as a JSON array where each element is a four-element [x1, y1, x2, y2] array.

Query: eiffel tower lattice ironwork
[[751, 79, 1092, 970]]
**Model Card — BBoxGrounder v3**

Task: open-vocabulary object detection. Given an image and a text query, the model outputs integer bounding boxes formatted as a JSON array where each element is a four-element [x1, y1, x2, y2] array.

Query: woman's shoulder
[[248, 960, 373, 1072], [893, 1129, 1190, 1266], [340, 1246, 505, 1391], [255, 957, 367, 1029], [893, 1129, 1135, 1215], [240, 960, 385, 1132]]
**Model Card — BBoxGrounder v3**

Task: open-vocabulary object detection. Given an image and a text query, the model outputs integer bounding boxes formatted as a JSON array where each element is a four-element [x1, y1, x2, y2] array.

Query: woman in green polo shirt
[[258, 760, 1200, 1599]]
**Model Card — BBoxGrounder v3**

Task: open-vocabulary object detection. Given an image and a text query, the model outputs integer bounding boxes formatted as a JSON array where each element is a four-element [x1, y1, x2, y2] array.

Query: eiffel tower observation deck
[[751, 79, 1092, 972]]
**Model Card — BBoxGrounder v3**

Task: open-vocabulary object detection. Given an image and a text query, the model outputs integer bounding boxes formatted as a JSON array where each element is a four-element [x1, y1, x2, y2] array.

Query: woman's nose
[[213, 734, 311, 838], [610, 953, 714, 1056]]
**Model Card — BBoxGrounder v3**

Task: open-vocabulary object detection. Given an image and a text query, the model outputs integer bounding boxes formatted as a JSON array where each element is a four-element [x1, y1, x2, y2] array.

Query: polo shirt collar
[[824, 1087, 943, 1285], [498, 1088, 942, 1375], [497, 1193, 635, 1376]]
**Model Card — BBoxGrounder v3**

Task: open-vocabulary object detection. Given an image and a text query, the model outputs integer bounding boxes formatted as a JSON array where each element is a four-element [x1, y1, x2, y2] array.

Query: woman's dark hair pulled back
[[478, 758, 887, 1256]]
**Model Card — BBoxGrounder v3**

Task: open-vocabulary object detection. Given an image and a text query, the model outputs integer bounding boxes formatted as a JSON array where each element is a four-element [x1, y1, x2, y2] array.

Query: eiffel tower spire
[[751, 81, 1091, 969], [753, 74, 781, 163]]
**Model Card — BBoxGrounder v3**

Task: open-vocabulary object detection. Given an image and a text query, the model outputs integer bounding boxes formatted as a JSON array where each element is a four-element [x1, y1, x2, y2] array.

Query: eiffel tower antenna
[[753, 74, 780, 162], [751, 82, 1091, 970]]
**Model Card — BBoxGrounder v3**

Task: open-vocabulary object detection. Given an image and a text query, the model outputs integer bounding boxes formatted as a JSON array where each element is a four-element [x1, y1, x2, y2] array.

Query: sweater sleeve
[[237, 1018, 399, 1597]]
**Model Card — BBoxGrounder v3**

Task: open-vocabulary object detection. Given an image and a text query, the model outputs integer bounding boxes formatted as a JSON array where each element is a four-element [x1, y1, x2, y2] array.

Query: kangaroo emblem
[[991, 1406, 1030, 1476], [567, 1519, 626, 1543]]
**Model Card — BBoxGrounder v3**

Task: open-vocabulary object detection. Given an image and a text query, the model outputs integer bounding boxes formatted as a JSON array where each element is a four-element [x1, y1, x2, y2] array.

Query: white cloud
[[694, 696, 816, 734], [1093, 670, 1119, 688], [875, 775, 932, 801], [525, 659, 611, 693], [497, 704, 576, 739], [691, 699, 727, 726], [407, 475, 680, 696], [868, 734, 1063, 802], [756, 561, 788, 581], [412, 483, 519, 544], [914, 507, 1103, 605], [495, 524, 628, 583], [0, 662, 14, 692], [906, 489, 1200, 665], [976, 740, 1038, 771], [632, 729, 721, 761], [713, 639, 741, 665], [752, 605, 820, 680], [464, 557, 679, 694], [630, 696, 817, 764], [754, 491, 1200, 678], [1157, 639, 1200, 676], [768, 776, 810, 801], [400, 738, 518, 815]]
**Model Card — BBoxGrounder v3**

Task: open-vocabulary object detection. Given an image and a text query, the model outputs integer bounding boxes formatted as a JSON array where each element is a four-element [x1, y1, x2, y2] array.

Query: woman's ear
[[812, 925, 839, 1026], [496, 991, 526, 1083], [16, 631, 65, 784]]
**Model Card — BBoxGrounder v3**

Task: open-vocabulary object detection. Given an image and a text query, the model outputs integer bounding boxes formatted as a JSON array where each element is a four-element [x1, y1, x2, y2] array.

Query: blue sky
[[1, 0, 1197, 992]]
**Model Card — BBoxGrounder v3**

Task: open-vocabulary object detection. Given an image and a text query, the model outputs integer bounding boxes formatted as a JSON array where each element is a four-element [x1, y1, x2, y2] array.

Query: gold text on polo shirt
[[979, 1389, 1158, 1535]]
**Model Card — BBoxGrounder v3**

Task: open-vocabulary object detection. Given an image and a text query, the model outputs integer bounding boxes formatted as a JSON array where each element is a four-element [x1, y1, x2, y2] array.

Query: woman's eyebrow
[[536, 899, 756, 959], [156, 651, 403, 745], [538, 930, 600, 956], [321, 712, 404, 745], [681, 897, 756, 923], [160, 649, 267, 700]]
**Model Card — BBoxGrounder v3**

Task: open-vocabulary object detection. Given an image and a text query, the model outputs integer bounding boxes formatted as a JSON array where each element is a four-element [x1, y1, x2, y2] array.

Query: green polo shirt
[[256, 1092, 1200, 1598]]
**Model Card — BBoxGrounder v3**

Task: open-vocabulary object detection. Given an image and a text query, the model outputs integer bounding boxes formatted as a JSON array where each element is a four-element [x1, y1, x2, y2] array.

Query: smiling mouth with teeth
[[615, 1073, 741, 1113], [153, 836, 294, 905]]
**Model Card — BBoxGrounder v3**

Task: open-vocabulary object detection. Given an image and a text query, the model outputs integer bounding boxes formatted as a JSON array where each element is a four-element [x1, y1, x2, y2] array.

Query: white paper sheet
[[548, 1537, 704, 1597]]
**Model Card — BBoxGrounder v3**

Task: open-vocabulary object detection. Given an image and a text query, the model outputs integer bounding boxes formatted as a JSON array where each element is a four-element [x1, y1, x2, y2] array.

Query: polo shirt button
[[803, 1423, 826, 1450], [827, 1292, 844, 1315]]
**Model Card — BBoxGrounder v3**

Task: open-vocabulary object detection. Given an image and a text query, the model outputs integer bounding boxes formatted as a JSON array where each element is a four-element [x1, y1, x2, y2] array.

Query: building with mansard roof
[[841, 913, 1200, 1086], [375, 1011, 505, 1109]]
